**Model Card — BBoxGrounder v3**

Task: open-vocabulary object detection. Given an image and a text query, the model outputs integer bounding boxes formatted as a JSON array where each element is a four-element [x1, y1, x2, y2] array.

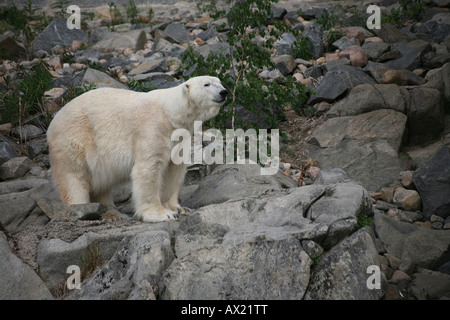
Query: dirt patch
[[279, 109, 325, 170]]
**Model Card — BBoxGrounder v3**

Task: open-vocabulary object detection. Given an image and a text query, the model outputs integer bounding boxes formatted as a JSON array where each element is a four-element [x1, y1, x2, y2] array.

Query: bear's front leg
[[132, 152, 179, 222]]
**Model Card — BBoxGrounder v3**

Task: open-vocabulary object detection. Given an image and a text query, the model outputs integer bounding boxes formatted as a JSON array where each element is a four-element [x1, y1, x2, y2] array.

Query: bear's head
[[183, 76, 228, 121]]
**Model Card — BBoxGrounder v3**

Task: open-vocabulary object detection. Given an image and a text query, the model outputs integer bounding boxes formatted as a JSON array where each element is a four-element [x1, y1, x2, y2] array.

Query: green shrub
[[0, 4, 28, 30], [126, 0, 138, 24], [182, 0, 310, 130], [381, 0, 424, 27], [196, 0, 232, 19], [357, 214, 374, 229], [128, 79, 157, 92], [291, 35, 314, 60], [107, 2, 123, 31], [0, 0, 50, 43], [62, 83, 97, 107], [315, 9, 340, 31], [52, 0, 71, 18], [147, 8, 154, 28], [0, 61, 53, 126]]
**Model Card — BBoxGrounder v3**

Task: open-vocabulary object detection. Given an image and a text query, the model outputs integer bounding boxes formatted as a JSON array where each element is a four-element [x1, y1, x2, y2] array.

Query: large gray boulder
[[81, 68, 127, 89], [326, 83, 445, 146], [409, 269, 450, 300], [0, 134, 17, 166], [361, 42, 391, 61], [66, 230, 173, 300], [91, 29, 147, 51], [0, 178, 50, 232], [163, 22, 190, 44], [0, 191, 40, 232], [37, 223, 174, 292], [374, 213, 450, 273], [308, 109, 409, 191], [406, 86, 444, 145], [160, 237, 313, 300], [326, 83, 407, 118], [385, 40, 431, 71], [412, 147, 450, 219], [424, 62, 450, 105], [32, 18, 88, 54], [308, 65, 376, 105], [0, 234, 53, 299], [304, 228, 385, 300], [304, 22, 323, 59], [0, 35, 27, 59], [372, 23, 413, 43], [0, 157, 33, 181]]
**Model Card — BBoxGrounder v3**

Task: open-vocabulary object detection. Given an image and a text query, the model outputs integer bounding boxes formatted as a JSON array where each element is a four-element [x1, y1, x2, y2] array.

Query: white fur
[[47, 76, 226, 222]]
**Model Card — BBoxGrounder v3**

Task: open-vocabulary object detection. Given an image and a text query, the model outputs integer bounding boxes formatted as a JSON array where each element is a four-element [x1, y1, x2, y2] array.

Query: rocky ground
[[0, 0, 450, 300]]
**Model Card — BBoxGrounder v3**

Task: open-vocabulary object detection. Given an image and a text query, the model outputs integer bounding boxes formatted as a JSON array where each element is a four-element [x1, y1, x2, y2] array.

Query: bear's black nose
[[220, 89, 228, 97]]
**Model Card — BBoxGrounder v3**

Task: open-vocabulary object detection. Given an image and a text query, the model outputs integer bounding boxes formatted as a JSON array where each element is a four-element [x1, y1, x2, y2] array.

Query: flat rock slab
[[181, 164, 297, 210], [128, 58, 168, 76], [180, 179, 372, 253]]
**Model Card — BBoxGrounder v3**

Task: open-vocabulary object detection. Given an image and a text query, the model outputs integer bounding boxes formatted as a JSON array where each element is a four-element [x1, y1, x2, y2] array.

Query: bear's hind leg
[[91, 190, 122, 221]]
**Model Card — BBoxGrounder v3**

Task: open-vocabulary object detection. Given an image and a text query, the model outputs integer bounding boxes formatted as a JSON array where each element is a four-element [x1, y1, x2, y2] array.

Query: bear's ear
[[183, 83, 190, 95]]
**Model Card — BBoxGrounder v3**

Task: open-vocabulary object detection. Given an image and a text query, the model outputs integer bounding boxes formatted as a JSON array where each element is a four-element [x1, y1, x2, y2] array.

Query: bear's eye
[[204, 83, 210, 87]]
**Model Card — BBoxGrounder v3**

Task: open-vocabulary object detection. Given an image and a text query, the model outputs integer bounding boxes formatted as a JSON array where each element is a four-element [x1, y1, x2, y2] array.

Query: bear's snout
[[213, 87, 228, 103]]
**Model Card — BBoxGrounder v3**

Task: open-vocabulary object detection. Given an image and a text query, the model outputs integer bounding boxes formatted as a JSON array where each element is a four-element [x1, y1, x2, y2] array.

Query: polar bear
[[47, 76, 227, 222]]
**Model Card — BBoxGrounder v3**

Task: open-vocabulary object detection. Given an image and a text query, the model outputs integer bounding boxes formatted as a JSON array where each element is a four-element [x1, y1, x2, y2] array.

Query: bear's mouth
[[213, 98, 226, 103]]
